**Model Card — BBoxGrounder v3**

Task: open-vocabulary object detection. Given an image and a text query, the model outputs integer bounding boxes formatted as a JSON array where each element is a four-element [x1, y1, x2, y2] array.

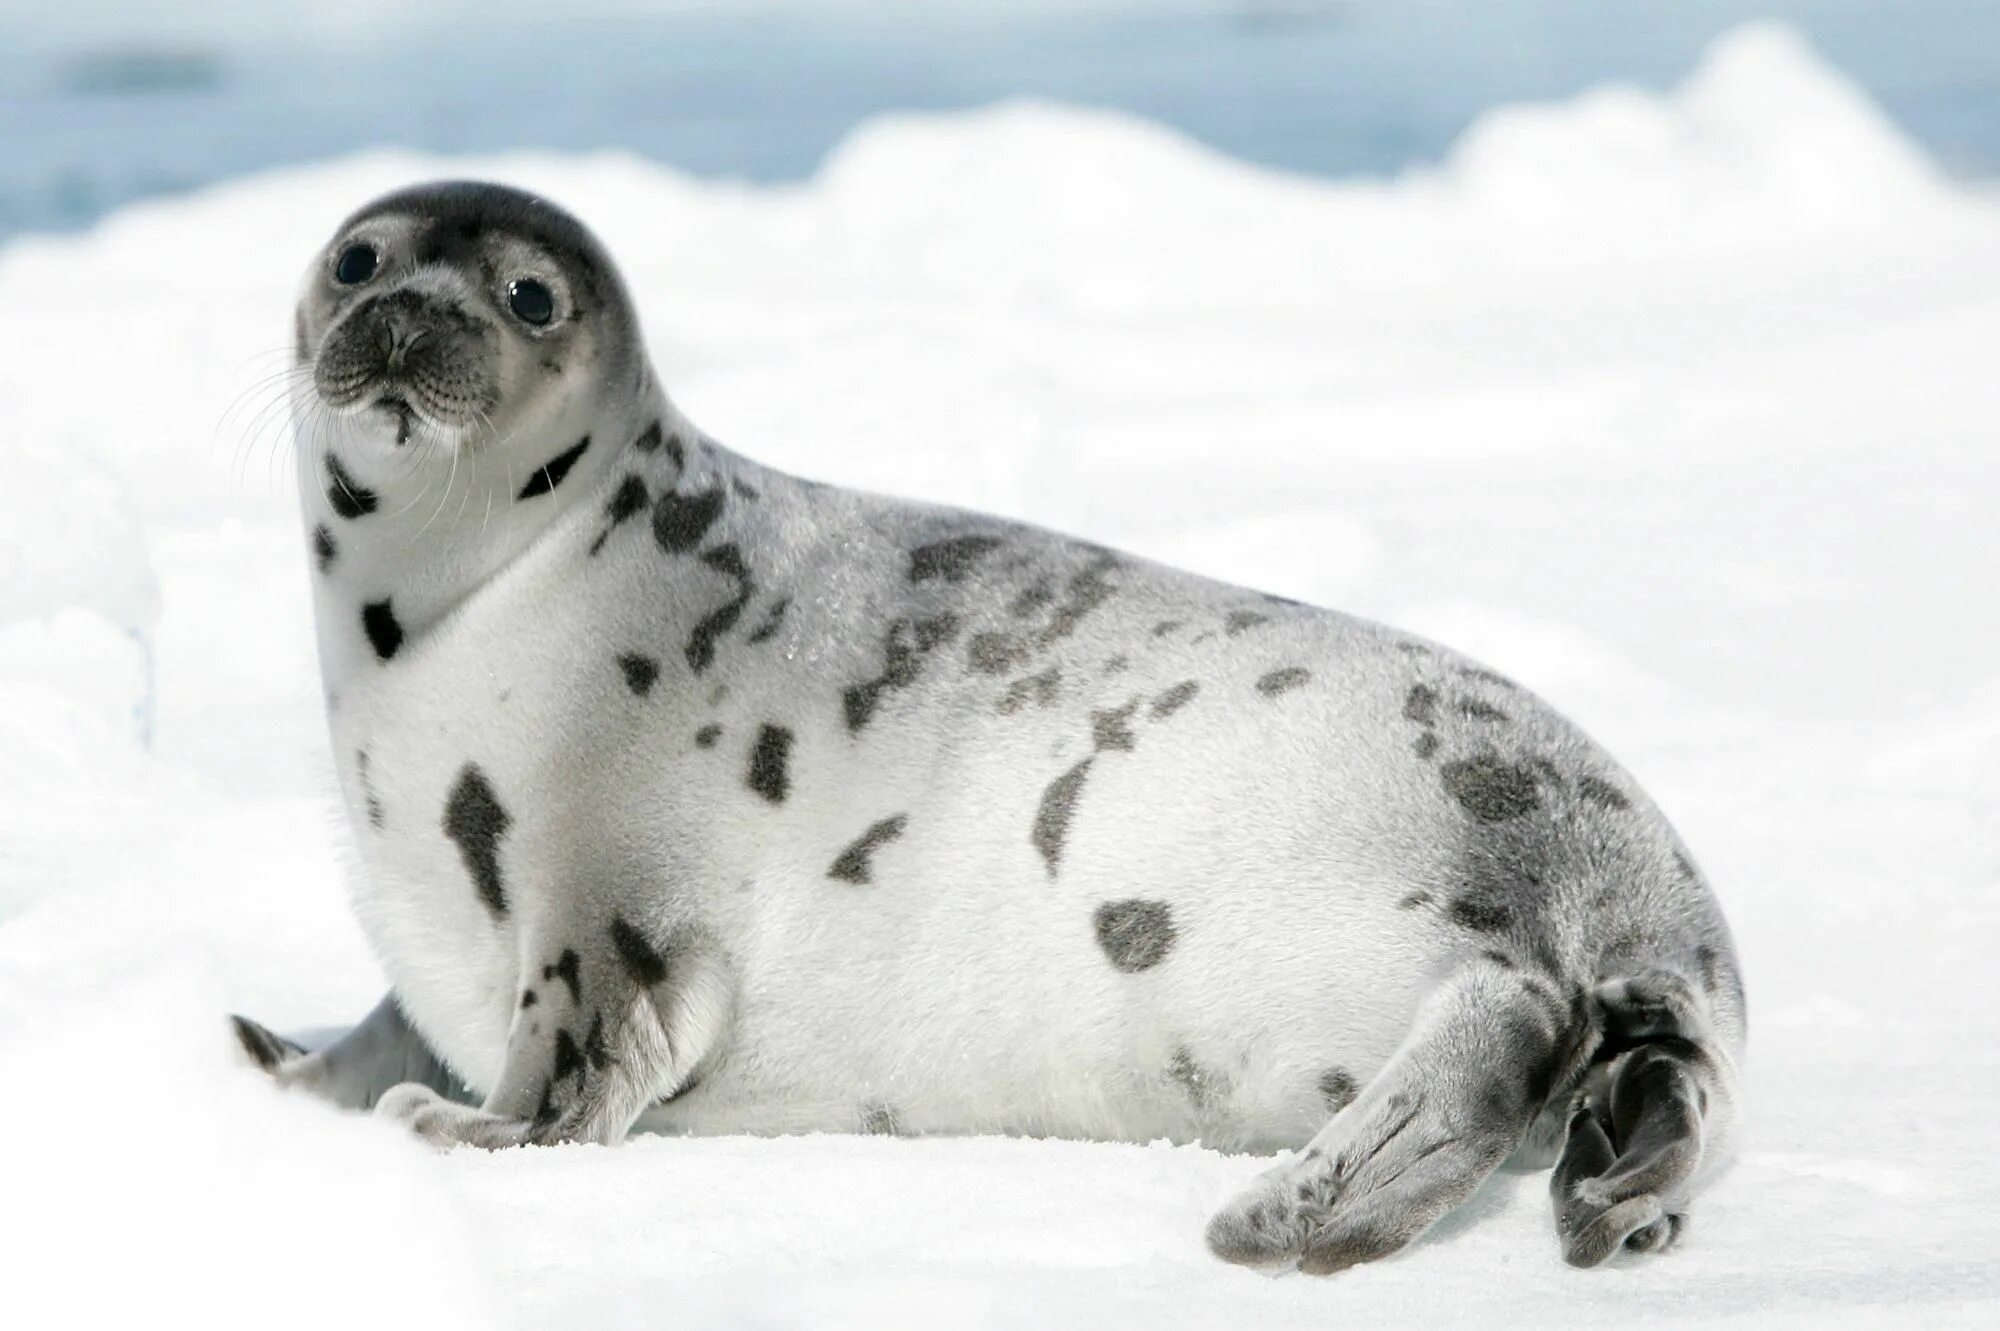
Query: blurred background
[[5, 0, 1998, 242], [3, 3, 1998, 1328]]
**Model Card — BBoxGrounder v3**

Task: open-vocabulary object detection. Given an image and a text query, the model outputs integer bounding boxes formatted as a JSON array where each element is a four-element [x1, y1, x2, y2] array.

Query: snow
[[3, 22, 1998, 1327]]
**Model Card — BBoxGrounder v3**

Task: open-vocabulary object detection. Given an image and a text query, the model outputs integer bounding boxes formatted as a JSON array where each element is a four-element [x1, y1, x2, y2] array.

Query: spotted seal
[[232, 180, 1747, 1273]]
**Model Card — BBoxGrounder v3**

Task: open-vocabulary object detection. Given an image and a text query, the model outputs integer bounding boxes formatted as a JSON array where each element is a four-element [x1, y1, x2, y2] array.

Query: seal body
[[241, 181, 1746, 1274]]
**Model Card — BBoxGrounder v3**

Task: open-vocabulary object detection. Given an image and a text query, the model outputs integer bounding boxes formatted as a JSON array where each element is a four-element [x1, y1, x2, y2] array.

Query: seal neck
[[296, 384, 684, 689]]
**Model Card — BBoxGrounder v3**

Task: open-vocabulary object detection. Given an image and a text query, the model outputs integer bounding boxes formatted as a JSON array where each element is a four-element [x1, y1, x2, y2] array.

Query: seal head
[[296, 181, 642, 451]]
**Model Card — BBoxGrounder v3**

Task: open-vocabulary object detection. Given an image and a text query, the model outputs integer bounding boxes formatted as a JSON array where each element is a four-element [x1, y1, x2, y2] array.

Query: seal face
[[241, 181, 1747, 1275]]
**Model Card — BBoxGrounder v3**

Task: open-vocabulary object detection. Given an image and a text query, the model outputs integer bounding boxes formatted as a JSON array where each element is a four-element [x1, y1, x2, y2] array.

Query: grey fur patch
[[1404, 683, 1440, 725], [1150, 680, 1200, 719], [1094, 899, 1178, 973], [828, 814, 909, 884], [312, 524, 337, 572], [747, 724, 793, 803], [1151, 620, 1184, 637], [968, 630, 1028, 676], [1224, 610, 1270, 636], [1458, 667, 1516, 689], [996, 666, 1062, 715], [1103, 653, 1130, 675], [1457, 696, 1509, 723], [1414, 732, 1440, 759], [860, 1102, 904, 1136], [1317, 1068, 1359, 1111], [1397, 891, 1432, 910], [1169, 1046, 1226, 1110], [694, 723, 722, 749], [908, 534, 1005, 584], [1441, 754, 1542, 823], [1090, 698, 1141, 752], [1032, 758, 1094, 875], [1577, 775, 1632, 810], [1256, 667, 1311, 697], [1450, 894, 1513, 933], [846, 615, 961, 730], [1010, 578, 1055, 618], [442, 763, 509, 918]]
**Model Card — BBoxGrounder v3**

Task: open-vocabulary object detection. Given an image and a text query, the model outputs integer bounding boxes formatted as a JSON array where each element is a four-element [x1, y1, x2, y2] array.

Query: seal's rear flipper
[[230, 1013, 306, 1072], [1206, 956, 1577, 1274], [1551, 971, 1736, 1267], [229, 993, 475, 1110]]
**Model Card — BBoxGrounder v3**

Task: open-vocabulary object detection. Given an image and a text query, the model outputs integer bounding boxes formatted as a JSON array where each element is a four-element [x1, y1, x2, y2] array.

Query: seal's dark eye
[[508, 278, 555, 326], [334, 243, 378, 285]]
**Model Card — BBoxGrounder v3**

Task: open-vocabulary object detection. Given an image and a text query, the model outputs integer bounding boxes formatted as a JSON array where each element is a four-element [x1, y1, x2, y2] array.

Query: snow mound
[[1, 24, 1996, 1329]]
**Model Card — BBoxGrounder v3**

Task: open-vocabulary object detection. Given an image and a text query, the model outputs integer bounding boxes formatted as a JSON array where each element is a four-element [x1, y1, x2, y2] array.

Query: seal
[[232, 180, 1747, 1273]]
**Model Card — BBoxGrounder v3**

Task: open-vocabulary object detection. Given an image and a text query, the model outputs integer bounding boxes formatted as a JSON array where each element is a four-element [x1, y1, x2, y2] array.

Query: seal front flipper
[[230, 992, 475, 1110], [377, 917, 733, 1150]]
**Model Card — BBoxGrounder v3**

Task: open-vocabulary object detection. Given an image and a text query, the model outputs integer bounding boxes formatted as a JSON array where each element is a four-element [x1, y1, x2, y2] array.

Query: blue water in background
[[2, 1, 1995, 244]]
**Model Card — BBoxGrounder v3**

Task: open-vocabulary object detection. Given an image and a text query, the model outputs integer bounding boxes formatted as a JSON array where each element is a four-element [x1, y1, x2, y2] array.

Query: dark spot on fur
[[909, 534, 1004, 584], [1456, 697, 1509, 723], [748, 724, 793, 803], [1091, 698, 1141, 752], [617, 653, 659, 697], [609, 917, 670, 988], [1483, 949, 1516, 969], [1317, 1068, 1359, 1111], [1396, 641, 1434, 656], [312, 524, 337, 572], [860, 1102, 903, 1136], [589, 474, 650, 555], [542, 949, 581, 1004], [230, 1015, 302, 1072], [1093, 899, 1177, 973], [325, 454, 377, 519], [583, 1011, 612, 1072], [1414, 732, 1440, 760], [1441, 754, 1542, 822], [1577, 776, 1632, 810], [1458, 667, 1516, 689], [361, 600, 403, 661], [520, 989, 537, 1009], [516, 435, 590, 500], [846, 616, 959, 731], [1257, 667, 1310, 697], [694, 724, 722, 749], [442, 763, 509, 918], [828, 815, 909, 885], [652, 486, 725, 554], [997, 666, 1062, 715], [1450, 894, 1513, 933], [1224, 610, 1270, 636], [1103, 653, 1130, 675], [664, 433, 686, 471], [357, 749, 384, 830], [746, 596, 789, 644], [1010, 578, 1055, 618], [1404, 683, 1439, 725], [1398, 891, 1432, 910], [1151, 620, 1183, 637], [685, 543, 756, 673], [1150, 680, 1200, 719], [1032, 758, 1093, 875], [632, 421, 662, 452], [968, 630, 1027, 676], [1168, 1046, 1225, 1110], [1674, 850, 1700, 884], [552, 1029, 585, 1084], [730, 476, 760, 501]]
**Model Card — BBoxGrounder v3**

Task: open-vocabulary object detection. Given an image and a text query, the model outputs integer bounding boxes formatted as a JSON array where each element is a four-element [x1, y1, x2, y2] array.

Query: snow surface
[[2, 23, 1998, 1328]]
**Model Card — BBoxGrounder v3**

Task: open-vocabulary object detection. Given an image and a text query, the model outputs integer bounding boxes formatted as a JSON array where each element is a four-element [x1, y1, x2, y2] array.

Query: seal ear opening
[[1550, 972, 1729, 1267]]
